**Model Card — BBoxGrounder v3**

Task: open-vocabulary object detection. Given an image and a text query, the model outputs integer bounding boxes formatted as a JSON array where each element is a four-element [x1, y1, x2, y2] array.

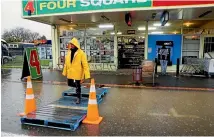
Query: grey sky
[[1, 0, 51, 39]]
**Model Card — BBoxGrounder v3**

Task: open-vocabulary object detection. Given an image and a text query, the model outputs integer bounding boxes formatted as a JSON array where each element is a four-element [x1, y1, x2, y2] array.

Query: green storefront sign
[[22, 0, 152, 17], [21, 48, 42, 79]]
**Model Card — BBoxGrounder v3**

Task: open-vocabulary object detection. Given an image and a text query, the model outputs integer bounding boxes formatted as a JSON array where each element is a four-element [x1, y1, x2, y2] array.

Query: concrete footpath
[[2, 68, 214, 90]]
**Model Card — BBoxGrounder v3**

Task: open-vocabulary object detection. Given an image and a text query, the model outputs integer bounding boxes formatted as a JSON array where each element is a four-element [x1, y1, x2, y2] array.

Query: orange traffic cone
[[82, 79, 103, 124], [19, 76, 36, 116]]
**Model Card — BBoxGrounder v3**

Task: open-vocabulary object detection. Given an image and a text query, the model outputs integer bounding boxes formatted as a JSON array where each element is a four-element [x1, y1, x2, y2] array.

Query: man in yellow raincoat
[[62, 38, 90, 104]]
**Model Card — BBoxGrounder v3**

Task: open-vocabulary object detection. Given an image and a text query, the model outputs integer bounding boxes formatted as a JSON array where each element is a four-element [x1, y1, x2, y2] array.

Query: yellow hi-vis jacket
[[62, 38, 90, 80]]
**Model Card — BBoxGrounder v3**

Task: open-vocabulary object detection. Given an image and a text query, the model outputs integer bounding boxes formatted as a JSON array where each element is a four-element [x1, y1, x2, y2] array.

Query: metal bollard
[[155, 58, 158, 75], [176, 58, 180, 77]]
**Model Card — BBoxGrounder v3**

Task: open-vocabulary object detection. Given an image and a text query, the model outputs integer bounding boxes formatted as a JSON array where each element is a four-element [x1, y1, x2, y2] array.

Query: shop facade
[[21, 0, 214, 71]]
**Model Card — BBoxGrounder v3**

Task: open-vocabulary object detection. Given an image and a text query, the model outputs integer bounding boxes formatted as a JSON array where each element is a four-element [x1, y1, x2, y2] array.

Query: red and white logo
[[24, 0, 35, 13]]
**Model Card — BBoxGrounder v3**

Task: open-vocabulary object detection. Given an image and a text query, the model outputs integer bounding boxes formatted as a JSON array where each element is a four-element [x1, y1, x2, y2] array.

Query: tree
[[2, 30, 21, 42], [1, 27, 44, 43], [29, 32, 40, 42], [39, 35, 47, 40]]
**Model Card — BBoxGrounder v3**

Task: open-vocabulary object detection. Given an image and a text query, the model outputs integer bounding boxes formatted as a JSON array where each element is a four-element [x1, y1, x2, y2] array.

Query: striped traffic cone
[[82, 79, 103, 124], [19, 76, 36, 116]]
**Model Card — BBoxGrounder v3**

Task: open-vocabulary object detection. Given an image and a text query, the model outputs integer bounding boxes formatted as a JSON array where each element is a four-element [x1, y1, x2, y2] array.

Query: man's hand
[[80, 79, 84, 84]]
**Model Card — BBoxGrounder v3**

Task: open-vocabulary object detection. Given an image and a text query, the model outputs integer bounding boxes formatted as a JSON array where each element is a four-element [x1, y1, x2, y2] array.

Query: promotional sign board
[[22, 0, 152, 16], [22, 0, 214, 17], [21, 48, 42, 80], [153, 1, 214, 7]]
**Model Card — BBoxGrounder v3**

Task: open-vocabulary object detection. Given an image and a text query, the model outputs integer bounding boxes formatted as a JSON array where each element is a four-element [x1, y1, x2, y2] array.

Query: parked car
[[1, 39, 15, 64]]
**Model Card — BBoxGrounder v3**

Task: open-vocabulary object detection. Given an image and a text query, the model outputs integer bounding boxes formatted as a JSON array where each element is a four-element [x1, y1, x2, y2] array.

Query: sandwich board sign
[[21, 48, 42, 80]]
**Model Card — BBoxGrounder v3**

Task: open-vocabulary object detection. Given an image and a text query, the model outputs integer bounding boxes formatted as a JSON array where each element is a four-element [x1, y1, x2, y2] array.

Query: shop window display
[[86, 27, 114, 36], [182, 36, 200, 64], [86, 36, 114, 63], [204, 37, 214, 58], [59, 29, 85, 56], [59, 27, 115, 66], [183, 28, 214, 35], [118, 36, 145, 68]]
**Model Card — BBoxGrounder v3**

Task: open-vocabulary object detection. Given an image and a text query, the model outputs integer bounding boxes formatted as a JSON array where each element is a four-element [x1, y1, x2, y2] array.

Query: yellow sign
[[39, 0, 76, 10]]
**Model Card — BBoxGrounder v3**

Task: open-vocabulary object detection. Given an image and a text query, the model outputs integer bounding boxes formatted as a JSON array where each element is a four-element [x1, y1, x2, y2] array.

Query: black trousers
[[67, 79, 81, 99]]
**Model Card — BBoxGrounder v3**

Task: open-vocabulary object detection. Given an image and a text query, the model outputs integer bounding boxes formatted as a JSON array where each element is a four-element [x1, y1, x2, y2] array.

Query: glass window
[[182, 36, 200, 64], [204, 37, 214, 53], [86, 36, 114, 63], [118, 36, 145, 68], [59, 24, 115, 64], [59, 30, 85, 50], [86, 27, 113, 36]]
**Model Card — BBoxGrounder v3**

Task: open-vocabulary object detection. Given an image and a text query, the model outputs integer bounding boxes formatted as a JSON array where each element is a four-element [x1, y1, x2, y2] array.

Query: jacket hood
[[69, 38, 80, 49]]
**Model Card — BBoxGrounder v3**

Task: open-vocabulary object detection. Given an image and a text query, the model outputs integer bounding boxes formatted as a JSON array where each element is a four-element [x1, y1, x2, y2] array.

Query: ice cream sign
[[22, 0, 152, 16]]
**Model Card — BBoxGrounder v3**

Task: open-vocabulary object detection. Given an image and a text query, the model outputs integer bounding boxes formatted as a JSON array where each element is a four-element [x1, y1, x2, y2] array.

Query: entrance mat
[[20, 105, 87, 131]]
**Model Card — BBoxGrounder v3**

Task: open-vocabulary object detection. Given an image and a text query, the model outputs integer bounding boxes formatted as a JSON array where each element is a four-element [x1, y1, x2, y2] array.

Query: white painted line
[[148, 113, 170, 117], [1, 131, 29, 137], [169, 108, 200, 118], [169, 108, 179, 117], [148, 108, 200, 119]]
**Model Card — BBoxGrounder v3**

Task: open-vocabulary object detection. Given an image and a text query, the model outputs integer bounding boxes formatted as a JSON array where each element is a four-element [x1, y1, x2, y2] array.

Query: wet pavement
[[2, 68, 214, 89], [1, 69, 214, 136]]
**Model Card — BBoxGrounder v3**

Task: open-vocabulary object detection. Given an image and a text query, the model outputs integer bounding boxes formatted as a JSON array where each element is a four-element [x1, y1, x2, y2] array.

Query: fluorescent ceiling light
[[151, 31, 164, 34], [138, 27, 156, 31], [111, 32, 122, 35], [153, 23, 170, 27], [173, 31, 177, 34], [183, 22, 193, 27], [98, 24, 114, 28], [149, 27, 157, 30], [89, 28, 97, 30]]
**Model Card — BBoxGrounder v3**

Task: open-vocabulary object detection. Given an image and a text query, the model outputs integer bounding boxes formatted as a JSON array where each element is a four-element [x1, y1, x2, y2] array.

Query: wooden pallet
[[52, 96, 102, 107], [62, 87, 109, 100], [20, 87, 110, 131], [21, 105, 87, 131]]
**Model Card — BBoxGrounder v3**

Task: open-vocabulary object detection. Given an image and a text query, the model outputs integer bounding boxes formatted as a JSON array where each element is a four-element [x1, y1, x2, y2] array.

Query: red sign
[[153, 0, 214, 7], [30, 49, 41, 75], [24, 0, 35, 13]]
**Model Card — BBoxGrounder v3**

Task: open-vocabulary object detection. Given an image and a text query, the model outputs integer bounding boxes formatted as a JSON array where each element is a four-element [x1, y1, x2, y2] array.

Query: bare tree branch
[[1, 27, 44, 43]]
